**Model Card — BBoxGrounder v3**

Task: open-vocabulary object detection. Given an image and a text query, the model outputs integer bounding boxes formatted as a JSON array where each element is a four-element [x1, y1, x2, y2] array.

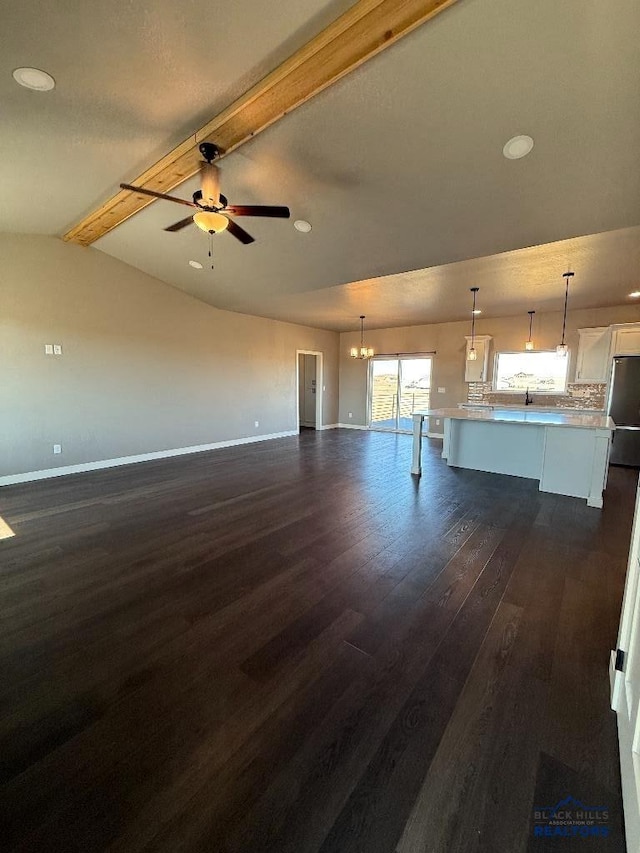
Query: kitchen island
[[412, 407, 616, 507]]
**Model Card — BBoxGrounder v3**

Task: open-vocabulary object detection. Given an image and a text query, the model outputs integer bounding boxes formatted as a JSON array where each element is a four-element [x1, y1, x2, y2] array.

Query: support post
[[411, 414, 424, 475]]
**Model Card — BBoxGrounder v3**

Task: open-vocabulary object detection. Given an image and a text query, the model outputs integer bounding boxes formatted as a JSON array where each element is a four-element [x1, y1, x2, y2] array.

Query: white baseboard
[[428, 432, 444, 439], [336, 423, 369, 430], [316, 423, 339, 431], [0, 430, 298, 487]]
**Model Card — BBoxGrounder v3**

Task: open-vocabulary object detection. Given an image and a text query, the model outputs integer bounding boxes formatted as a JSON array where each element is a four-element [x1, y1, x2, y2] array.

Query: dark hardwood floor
[[0, 430, 636, 852]]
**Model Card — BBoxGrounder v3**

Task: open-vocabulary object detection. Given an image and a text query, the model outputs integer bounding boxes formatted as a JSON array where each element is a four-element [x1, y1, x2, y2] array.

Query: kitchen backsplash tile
[[467, 382, 606, 410]]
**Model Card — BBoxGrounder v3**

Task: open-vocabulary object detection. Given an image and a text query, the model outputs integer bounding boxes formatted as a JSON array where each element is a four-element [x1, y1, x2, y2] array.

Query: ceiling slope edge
[[62, 0, 460, 246]]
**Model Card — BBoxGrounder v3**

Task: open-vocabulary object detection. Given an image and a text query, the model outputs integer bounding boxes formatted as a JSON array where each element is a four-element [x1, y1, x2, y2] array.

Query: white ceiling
[[2, 0, 640, 331]]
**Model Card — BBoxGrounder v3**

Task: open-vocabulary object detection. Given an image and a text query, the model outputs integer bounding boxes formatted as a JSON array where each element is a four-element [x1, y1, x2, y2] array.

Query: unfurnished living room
[[2, 1, 640, 851]]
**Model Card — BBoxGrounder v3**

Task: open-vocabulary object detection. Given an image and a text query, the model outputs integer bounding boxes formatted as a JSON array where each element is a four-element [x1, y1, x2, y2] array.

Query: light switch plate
[[53, 344, 62, 355], [53, 444, 62, 454], [438, 387, 446, 393], [44, 344, 53, 355]]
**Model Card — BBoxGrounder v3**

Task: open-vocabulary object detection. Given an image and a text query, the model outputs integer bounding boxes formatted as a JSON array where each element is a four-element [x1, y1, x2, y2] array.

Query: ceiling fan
[[120, 142, 290, 245]]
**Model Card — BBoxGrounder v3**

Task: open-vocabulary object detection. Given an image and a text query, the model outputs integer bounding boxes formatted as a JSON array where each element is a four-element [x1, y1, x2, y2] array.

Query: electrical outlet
[[438, 387, 446, 393], [348, 412, 353, 418], [254, 420, 259, 428], [53, 444, 62, 454], [436, 419, 441, 426], [44, 344, 53, 355], [53, 344, 62, 355]]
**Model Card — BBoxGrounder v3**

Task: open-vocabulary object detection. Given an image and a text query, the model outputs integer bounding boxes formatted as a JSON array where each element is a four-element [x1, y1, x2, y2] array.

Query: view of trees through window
[[494, 351, 569, 393]]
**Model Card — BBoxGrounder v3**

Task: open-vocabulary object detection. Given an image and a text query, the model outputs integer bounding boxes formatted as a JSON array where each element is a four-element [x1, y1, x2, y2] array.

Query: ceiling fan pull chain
[[208, 232, 214, 268]]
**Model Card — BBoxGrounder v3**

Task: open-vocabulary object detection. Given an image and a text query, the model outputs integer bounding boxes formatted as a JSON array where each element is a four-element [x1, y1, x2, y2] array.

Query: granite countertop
[[416, 408, 615, 431], [458, 403, 605, 414]]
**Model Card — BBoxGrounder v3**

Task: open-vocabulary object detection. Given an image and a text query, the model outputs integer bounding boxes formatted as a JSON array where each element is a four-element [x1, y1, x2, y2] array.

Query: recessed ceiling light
[[630, 291, 640, 298], [472, 309, 482, 315], [12, 67, 56, 91], [503, 135, 534, 160], [294, 220, 312, 233], [188, 260, 203, 269]]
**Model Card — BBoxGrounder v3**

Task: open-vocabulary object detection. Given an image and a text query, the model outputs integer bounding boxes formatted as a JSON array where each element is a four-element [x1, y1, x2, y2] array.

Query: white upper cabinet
[[612, 324, 640, 357], [464, 336, 492, 383], [574, 327, 611, 384]]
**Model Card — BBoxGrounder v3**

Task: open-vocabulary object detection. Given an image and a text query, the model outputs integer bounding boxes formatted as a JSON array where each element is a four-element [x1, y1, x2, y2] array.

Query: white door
[[612, 476, 640, 851]]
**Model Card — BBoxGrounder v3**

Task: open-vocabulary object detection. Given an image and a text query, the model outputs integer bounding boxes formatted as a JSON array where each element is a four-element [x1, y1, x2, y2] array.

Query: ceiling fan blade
[[164, 215, 194, 232], [120, 184, 197, 208], [226, 218, 255, 244], [224, 205, 290, 218], [200, 162, 220, 207]]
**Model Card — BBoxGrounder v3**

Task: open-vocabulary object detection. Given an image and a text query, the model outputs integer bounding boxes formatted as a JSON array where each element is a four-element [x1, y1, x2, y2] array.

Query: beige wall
[[1, 235, 339, 478], [339, 304, 640, 430]]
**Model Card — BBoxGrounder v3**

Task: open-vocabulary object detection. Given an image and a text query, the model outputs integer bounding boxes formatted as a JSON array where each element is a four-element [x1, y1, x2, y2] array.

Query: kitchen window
[[494, 351, 569, 394]]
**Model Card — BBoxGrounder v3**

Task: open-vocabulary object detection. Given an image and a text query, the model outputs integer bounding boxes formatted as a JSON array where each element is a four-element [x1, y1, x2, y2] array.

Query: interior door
[[612, 476, 640, 851]]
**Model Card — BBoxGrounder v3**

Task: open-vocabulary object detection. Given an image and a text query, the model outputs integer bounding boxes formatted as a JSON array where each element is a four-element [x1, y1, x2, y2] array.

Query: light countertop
[[458, 403, 605, 414], [416, 408, 615, 431]]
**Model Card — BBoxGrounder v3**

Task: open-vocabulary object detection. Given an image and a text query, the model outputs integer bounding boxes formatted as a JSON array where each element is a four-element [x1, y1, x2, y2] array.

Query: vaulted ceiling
[[3, 0, 640, 330]]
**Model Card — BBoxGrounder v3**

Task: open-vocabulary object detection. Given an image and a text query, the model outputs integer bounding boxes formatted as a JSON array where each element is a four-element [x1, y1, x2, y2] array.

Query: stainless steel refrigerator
[[609, 356, 640, 467]]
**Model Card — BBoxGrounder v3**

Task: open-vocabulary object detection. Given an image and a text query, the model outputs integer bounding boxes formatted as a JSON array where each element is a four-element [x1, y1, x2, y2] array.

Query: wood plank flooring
[[0, 429, 636, 852]]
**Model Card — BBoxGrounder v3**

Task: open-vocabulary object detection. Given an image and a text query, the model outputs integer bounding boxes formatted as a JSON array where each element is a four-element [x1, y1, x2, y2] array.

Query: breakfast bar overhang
[[412, 408, 616, 508]]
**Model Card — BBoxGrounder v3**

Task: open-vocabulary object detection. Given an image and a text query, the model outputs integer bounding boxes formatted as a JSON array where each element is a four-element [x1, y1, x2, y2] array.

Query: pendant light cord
[[561, 273, 573, 346], [528, 311, 534, 341], [470, 288, 478, 346]]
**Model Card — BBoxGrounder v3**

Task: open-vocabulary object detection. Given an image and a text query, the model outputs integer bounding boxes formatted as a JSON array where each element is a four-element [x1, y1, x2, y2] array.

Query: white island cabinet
[[411, 408, 615, 508]]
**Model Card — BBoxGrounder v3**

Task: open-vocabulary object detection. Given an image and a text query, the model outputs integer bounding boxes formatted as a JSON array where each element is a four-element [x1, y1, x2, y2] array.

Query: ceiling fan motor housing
[[198, 142, 221, 163]]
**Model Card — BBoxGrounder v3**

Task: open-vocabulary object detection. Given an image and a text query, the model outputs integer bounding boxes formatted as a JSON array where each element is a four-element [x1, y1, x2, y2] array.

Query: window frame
[[367, 354, 434, 433], [492, 349, 570, 395]]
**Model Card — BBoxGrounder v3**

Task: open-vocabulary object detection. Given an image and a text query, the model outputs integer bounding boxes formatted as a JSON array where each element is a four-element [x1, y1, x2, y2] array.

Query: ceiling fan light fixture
[[12, 66, 55, 91], [503, 134, 534, 160], [193, 211, 229, 233], [294, 220, 312, 233], [630, 291, 640, 299], [188, 260, 203, 269]]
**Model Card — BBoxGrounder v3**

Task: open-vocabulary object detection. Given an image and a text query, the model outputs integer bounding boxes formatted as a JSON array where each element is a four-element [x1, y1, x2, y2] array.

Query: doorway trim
[[296, 350, 323, 431]]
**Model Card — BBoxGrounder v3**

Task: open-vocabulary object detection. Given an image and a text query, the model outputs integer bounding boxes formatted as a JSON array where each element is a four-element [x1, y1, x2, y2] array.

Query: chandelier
[[350, 315, 374, 359]]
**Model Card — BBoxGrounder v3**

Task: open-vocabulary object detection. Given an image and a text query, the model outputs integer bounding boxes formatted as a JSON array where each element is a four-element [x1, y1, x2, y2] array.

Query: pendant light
[[467, 287, 479, 360], [556, 271, 574, 357], [525, 310, 535, 351], [350, 315, 374, 359]]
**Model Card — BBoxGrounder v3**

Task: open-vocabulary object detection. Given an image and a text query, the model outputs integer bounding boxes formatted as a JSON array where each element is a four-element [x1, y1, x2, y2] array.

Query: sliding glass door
[[369, 356, 432, 433]]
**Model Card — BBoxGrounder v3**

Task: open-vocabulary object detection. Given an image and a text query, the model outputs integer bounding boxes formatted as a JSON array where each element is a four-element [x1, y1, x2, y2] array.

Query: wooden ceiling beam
[[63, 0, 460, 246]]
